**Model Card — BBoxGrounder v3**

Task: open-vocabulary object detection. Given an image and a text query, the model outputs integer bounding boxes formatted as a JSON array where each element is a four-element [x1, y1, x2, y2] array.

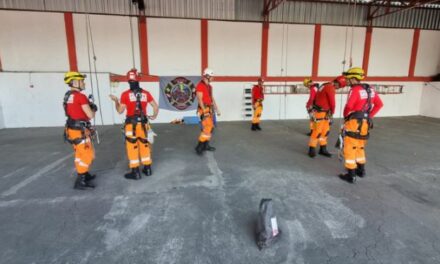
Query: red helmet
[[126, 68, 140, 82], [334, 75, 346, 88]]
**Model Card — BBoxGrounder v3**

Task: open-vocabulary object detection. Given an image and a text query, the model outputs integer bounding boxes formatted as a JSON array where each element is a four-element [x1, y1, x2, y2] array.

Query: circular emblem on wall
[[164, 77, 196, 110]]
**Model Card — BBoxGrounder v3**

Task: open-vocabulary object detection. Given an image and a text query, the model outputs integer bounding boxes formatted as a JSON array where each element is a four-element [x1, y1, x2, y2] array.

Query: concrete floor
[[0, 116, 440, 264]]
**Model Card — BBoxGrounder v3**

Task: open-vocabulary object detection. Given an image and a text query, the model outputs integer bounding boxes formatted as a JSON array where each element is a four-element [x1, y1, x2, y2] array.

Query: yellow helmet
[[64, 71, 86, 84], [303, 78, 312, 87], [343, 67, 365, 80]]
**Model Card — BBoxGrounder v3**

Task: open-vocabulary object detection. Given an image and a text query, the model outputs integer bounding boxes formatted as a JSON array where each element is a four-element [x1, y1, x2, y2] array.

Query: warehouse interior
[[0, 0, 440, 263]]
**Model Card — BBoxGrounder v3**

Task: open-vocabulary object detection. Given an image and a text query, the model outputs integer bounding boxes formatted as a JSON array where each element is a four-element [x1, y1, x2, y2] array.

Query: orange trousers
[[198, 107, 214, 143], [66, 128, 95, 174], [125, 123, 151, 169], [308, 112, 330, 148], [343, 119, 369, 169], [252, 101, 263, 124]]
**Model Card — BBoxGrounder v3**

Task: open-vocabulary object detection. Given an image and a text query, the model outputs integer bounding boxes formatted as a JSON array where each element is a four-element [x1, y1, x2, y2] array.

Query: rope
[[278, 0, 286, 120], [284, 1, 289, 121], [426, 82, 440, 92], [128, 1, 136, 69], [86, 14, 105, 126]]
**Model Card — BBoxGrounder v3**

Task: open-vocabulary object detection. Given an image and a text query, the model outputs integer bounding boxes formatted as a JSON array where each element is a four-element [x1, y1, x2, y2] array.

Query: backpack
[[256, 198, 281, 250]]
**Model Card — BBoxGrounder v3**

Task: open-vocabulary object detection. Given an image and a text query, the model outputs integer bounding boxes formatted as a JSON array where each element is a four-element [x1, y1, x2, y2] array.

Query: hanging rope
[[284, 2, 290, 121], [128, 1, 136, 69], [336, 0, 359, 161], [85, 14, 104, 126], [278, 0, 286, 120]]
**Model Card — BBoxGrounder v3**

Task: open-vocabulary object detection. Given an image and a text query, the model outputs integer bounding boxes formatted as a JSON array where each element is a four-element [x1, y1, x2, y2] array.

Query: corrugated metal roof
[[0, 0, 439, 29]]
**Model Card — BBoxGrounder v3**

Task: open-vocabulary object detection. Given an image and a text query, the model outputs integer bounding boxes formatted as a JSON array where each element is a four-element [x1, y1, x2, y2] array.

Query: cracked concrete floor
[[0, 116, 439, 264]]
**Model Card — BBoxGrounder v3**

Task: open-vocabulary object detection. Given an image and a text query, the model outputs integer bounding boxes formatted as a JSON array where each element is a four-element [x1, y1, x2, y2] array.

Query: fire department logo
[[164, 77, 196, 110]]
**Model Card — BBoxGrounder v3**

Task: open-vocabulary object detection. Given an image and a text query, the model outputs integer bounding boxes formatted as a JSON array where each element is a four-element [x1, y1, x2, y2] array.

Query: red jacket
[[306, 84, 318, 110], [344, 84, 383, 118], [252, 85, 264, 104], [313, 82, 336, 114]]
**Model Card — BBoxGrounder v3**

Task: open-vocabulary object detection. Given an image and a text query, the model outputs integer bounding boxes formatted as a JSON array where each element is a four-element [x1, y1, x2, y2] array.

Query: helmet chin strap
[[70, 84, 84, 91]]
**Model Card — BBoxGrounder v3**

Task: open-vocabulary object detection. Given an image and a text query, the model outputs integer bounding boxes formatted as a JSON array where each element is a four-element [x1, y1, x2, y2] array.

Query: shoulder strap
[[63, 90, 73, 118], [361, 84, 372, 113], [133, 89, 146, 118]]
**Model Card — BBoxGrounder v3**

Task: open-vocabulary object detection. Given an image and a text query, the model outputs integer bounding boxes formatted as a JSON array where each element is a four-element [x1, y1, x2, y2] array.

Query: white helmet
[[203, 68, 214, 77]]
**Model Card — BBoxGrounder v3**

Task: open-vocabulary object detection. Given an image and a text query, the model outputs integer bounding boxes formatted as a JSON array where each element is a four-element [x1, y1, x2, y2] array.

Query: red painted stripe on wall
[[260, 22, 269, 78], [63, 13, 78, 71], [408, 29, 420, 77], [201, 19, 208, 74], [110, 74, 432, 83], [311, 24, 321, 78], [138, 16, 150, 75], [362, 27, 373, 76]]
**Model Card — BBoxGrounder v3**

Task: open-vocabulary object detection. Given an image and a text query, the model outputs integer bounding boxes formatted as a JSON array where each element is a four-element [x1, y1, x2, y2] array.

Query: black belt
[[125, 115, 148, 124], [65, 119, 91, 130], [346, 111, 369, 121]]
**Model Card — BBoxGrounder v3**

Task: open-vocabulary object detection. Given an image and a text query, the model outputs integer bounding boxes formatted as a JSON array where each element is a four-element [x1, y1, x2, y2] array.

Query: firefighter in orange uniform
[[110, 69, 159, 180], [339, 67, 383, 183], [251, 77, 265, 131], [195, 68, 221, 155], [63, 71, 97, 190], [308, 76, 346, 158], [305, 78, 319, 136]]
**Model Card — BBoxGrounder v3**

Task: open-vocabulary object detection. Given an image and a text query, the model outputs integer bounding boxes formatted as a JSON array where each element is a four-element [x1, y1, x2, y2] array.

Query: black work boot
[[251, 124, 257, 131], [339, 169, 356, 183], [124, 167, 141, 180], [356, 164, 366, 178], [74, 173, 95, 190], [319, 145, 332, 158], [142, 165, 152, 176], [195, 141, 204, 155], [85, 172, 96, 182], [308, 147, 316, 158], [256, 123, 262, 131], [204, 141, 216, 151]]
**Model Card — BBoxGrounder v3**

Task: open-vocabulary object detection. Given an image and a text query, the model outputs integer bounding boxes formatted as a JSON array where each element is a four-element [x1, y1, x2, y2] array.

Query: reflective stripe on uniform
[[75, 158, 89, 168], [141, 157, 151, 162], [201, 134, 211, 138], [345, 159, 356, 164]]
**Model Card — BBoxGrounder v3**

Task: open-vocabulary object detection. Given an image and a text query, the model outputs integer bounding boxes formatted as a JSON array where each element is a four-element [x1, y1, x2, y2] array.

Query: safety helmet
[[258, 77, 265, 82], [343, 67, 365, 80], [303, 78, 312, 87], [334, 75, 347, 88], [203, 68, 214, 77], [127, 68, 140, 82], [64, 71, 86, 84]]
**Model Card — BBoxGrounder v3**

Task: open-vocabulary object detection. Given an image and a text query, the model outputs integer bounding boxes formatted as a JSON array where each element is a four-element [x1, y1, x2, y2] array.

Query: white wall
[[0, 72, 112, 128], [73, 14, 141, 74], [319, 26, 365, 76], [209, 21, 261, 76], [420, 82, 440, 118], [0, 10, 69, 71], [1, 12, 439, 129], [415, 30, 440, 76], [368, 28, 413, 76], [147, 18, 201, 76], [375, 83, 423, 117], [267, 24, 315, 76]]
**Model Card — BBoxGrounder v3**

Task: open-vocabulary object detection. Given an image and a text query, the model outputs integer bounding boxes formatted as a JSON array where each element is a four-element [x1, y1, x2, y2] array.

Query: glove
[[89, 103, 98, 112]]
